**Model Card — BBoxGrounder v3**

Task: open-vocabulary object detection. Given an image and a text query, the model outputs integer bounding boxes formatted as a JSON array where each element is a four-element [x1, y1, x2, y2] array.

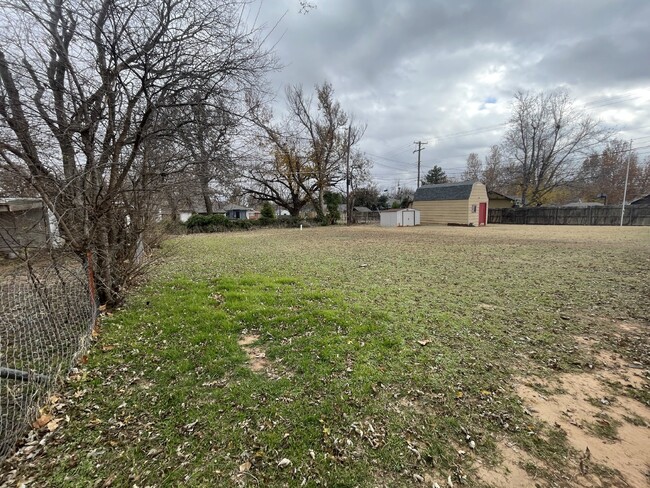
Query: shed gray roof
[[414, 182, 476, 201]]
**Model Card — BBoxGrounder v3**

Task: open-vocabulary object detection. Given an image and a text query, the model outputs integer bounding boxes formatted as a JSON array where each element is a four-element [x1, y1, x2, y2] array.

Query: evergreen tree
[[422, 166, 448, 185]]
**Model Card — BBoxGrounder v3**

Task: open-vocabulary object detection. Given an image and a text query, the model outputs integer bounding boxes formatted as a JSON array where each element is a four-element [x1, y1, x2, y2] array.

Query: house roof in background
[[177, 197, 208, 214], [414, 182, 476, 201], [487, 190, 515, 201], [221, 203, 253, 211], [353, 206, 372, 213], [630, 193, 650, 205], [0, 197, 43, 212]]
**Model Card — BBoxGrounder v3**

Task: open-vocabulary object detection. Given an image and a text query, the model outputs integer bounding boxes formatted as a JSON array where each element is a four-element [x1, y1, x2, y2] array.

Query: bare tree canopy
[[0, 0, 277, 304], [461, 153, 482, 182], [246, 82, 367, 221], [577, 139, 650, 204], [481, 145, 506, 192], [502, 90, 610, 206]]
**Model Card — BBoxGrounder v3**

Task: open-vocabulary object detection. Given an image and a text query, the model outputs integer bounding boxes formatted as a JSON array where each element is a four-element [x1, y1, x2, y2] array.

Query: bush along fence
[[185, 214, 304, 233], [489, 205, 650, 226], [0, 253, 97, 463]]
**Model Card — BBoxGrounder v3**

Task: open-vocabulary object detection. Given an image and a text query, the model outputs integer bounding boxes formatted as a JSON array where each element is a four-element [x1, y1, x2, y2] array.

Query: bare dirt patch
[[593, 350, 647, 390], [476, 440, 540, 488], [614, 321, 645, 335], [517, 372, 650, 488], [238, 334, 270, 373]]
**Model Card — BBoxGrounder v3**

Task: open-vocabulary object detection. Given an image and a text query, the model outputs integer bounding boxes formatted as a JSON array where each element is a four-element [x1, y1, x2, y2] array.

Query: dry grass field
[[1, 224, 648, 487]]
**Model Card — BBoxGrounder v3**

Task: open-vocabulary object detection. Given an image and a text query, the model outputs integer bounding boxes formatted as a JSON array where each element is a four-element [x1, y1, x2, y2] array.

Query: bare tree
[[0, 0, 276, 304], [577, 139, 650, 204], [502, 90, 610, 206], [245, 133, 316, 217], [481, 144, 512, 193], [175, 98, 239, 215], [286, 83, 365, 221], [344, 150, 373, 219], [461, 153, 482, 181], [247, 82, 365, 221]]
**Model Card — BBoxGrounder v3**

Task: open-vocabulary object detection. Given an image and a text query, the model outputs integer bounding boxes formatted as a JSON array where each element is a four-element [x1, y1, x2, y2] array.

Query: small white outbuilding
[[379, 208, 421, 227]]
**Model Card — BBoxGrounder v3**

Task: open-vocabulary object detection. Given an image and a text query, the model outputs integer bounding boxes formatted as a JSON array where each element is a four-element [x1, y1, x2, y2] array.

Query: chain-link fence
[[0, 253, 96, 462]]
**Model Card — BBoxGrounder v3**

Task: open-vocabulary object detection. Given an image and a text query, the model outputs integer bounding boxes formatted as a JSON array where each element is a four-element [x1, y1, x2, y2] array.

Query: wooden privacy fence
[[489, 205, 650, 226]]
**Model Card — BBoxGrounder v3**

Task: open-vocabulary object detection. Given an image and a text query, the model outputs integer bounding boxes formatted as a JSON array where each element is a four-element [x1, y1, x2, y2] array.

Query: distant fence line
[[489, 205, 650, 226], [0, 254, 97, 463]]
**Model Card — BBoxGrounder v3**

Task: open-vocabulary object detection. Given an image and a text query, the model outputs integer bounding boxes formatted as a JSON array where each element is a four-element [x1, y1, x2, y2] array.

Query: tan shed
[[413, 182, 488, 226]]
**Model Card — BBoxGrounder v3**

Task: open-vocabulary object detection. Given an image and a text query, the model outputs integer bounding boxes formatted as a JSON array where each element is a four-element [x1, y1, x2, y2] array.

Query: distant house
[[487, 190, 517, 209], [169, 198, 226, 223], [221, 204, 257, 220], [379, 208, 420, 227], [630, 193, 650, 206], [178, 199, 208, 223], [0, 198, 61, 257], [413, 182, 488, 226]]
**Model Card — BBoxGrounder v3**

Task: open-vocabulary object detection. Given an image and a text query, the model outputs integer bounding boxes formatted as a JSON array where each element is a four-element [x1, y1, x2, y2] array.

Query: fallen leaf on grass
[[417, 340, 431, 346], [46, 418, 61, 432], [239, 461, 251, 472], [32, 414, 53, 429], [277, 458, 292, 468]]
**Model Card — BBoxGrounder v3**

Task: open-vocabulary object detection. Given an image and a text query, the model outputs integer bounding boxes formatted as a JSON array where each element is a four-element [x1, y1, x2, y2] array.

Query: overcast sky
[[253, 0, 650, 191]]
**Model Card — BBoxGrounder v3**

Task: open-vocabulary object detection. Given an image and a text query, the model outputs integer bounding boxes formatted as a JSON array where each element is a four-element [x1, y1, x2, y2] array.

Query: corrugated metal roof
[[414, 182, 475, 201]]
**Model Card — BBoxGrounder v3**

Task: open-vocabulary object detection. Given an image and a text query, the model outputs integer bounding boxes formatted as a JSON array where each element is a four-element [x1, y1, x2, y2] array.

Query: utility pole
[[346, 126, 352, 225], [619, 140, 632, 227], [414, 141, 427, 188]]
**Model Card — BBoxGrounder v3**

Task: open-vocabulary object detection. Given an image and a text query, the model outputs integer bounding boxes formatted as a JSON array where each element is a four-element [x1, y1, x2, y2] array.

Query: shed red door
[[478, 202, 487, 226]]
